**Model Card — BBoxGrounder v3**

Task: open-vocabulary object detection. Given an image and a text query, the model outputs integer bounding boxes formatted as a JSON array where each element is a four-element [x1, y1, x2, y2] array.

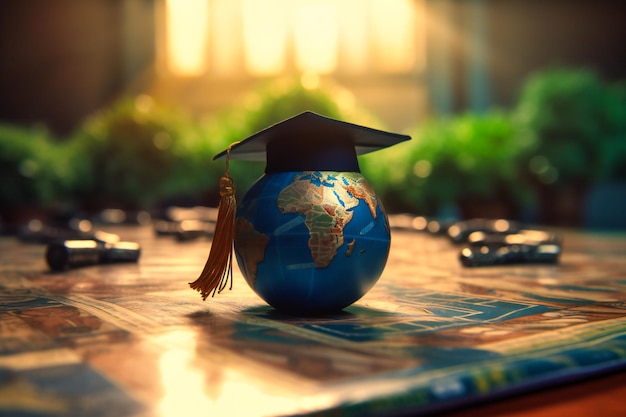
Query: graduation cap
[[213, 111, 411, 173], [190, 111, 411, 301]]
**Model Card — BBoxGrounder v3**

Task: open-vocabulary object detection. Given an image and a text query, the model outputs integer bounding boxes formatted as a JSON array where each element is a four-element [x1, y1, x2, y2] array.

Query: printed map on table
[[1, 227, 626, 416]]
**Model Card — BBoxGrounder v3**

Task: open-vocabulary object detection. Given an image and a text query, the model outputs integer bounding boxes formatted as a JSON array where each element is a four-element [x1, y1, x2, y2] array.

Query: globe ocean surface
[[234, 170, 391, 314]]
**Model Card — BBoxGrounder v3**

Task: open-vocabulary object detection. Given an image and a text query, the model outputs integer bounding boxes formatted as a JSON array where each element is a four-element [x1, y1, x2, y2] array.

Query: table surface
[[1, 220, 626, 417]]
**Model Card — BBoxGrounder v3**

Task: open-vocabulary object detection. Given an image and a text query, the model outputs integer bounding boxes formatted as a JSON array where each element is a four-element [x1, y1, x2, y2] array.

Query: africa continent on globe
[[277, 171, 379, 268], [234, 170, 391, 314]]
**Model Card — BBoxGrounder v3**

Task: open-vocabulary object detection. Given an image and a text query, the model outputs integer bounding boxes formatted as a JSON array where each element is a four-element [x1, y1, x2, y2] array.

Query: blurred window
[[158, 0, 424, 78]]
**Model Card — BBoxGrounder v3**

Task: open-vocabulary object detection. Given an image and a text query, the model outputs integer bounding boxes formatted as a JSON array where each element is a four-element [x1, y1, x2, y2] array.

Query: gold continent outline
[[277, 171, 380, 268]]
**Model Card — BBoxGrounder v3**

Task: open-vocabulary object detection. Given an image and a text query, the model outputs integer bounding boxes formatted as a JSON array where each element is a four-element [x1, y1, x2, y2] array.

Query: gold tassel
[[189, 142, 239, 300]]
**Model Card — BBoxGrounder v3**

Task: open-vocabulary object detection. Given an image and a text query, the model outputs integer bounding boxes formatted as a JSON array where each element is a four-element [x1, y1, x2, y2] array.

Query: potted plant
[[515, 68, 625, 227]]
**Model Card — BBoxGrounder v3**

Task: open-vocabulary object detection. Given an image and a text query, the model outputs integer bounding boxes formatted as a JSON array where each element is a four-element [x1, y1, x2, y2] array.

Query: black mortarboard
[[213, 111, 411, 173]]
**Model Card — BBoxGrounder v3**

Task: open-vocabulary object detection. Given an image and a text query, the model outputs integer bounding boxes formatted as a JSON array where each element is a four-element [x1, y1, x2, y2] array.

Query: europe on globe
[[234, 170, 391, 314]]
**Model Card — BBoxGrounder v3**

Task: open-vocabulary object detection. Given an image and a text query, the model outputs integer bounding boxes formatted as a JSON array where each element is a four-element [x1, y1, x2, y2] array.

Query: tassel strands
[[189, 142, 239, 300]]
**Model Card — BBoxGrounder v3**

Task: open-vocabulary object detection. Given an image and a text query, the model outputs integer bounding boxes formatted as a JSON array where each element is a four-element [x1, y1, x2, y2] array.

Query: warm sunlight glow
[[155, 329, 333, 417], [242, 0, 289, 75], [293, 0, 339, 74], [337, 0, 369, 73], [157, 330, 212, 417], [210, 0, 243, 76], [165, 0, 210, 76], [369, 0, 416, 73], [162, 0, 422, 77]]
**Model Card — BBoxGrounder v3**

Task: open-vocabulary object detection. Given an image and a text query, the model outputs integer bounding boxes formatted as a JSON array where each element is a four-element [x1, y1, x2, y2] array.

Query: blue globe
[[234, 170, 391, 315]]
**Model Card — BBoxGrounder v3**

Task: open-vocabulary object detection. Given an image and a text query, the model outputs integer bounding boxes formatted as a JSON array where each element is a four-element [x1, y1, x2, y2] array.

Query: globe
[[234, 170, 391, 315]]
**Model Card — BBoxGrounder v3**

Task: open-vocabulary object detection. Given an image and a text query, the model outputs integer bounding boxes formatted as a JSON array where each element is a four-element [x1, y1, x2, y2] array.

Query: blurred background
[[1, 0, 625, 232]]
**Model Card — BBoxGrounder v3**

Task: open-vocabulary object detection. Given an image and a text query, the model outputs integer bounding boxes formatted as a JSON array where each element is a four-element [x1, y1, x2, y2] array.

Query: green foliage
[[69, 96, 219, 210], [3, 69, 623, 221], [515, 68, 626, 186], [362, 112, 533, 215], [63, 80, 380, 210], [599, 81, 626, 181], [0, 124, 72, 210], [365, 67, 626, 218]]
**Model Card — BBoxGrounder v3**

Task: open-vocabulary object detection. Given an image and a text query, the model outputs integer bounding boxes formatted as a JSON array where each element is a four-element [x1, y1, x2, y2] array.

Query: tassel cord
[[189, 142, 239, 300]]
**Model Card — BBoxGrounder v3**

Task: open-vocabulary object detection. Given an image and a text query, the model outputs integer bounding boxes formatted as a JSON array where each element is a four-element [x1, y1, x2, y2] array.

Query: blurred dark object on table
[[389, 214, 562, 267], [153, 206, 216, 241], [451, 218, 562, 267], [46, 240, 141, 271], [459, 242, 561, 267]]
